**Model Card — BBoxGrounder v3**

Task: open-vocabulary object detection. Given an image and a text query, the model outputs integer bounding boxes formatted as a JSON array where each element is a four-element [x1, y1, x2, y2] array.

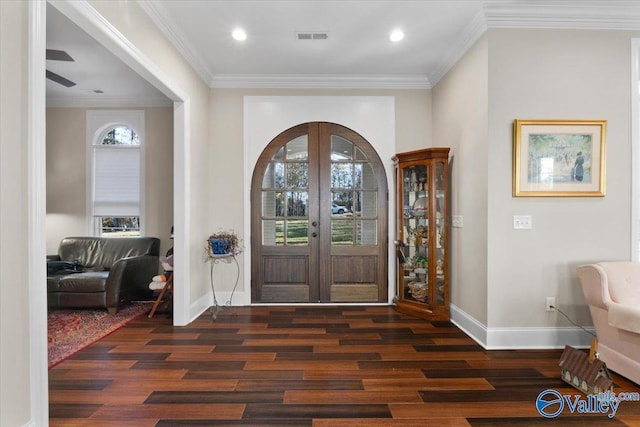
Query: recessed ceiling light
[[232, 28, 247, 41], [390, 29, 404, 42]]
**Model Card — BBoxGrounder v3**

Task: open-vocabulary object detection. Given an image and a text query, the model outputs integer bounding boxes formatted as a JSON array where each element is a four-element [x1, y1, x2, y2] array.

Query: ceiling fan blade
[[46, 70, 76, 88], [46, 49, 74, 62]]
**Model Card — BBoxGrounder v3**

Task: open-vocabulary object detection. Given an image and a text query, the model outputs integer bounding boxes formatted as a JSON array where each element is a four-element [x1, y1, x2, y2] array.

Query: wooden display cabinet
[[392, 148, 450, 320]]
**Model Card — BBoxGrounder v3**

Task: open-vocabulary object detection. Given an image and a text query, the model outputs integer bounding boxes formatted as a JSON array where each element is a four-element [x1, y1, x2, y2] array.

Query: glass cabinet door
[[435, 160, 446, 306], [400, 164, 429, 304]]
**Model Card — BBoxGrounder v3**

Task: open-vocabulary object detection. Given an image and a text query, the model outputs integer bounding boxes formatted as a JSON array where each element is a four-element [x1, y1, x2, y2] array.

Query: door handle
[[312, 232, 318, 237]]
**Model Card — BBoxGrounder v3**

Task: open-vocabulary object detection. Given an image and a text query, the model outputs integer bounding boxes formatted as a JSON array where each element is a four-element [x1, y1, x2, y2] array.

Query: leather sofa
[[47, 236, 160, 314], [576, 262, 640, 385]]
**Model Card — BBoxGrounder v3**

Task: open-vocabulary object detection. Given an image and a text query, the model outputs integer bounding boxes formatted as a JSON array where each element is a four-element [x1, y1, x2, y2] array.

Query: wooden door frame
[[251, 121, 388, 303]]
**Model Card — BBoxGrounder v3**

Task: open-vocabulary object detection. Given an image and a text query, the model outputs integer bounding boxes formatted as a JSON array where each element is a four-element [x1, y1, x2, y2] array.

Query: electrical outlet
[[452, 215, 463, 228], [546, 297, 556, 312]]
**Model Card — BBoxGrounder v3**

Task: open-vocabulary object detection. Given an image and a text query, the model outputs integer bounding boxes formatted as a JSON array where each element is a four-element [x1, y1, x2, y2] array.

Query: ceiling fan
[[46, 49, 76, 88]]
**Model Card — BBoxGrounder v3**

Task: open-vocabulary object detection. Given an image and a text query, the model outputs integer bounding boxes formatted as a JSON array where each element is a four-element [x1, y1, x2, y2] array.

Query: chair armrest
[[47, 254, 61, 262], [577, 264, 614, 310], [105, 255, 159, 310], [608, 302, 640, 334]]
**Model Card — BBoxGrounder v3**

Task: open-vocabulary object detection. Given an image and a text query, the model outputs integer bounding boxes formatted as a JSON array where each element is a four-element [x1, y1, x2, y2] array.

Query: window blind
[[93, 146, 141, 216]]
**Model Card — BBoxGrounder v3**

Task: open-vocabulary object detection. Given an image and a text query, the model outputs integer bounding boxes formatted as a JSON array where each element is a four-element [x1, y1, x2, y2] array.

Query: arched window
[[89, 114, 144, 236]]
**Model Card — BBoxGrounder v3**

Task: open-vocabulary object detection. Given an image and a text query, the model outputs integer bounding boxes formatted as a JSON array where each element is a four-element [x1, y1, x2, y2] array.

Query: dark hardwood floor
[[49, 306, 640, 426]]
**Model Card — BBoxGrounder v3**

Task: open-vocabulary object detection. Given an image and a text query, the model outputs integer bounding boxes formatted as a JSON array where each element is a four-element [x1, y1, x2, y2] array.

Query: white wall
[[207, 88, 432, 301], [433, 34, 489, 326], [434, 27, 640, 348], [46, 108, 86, 254], [0, 2, 34, 425], [46, 107, 174, 255], [487, 28, 637, 331], [86, 0, 211, 320]]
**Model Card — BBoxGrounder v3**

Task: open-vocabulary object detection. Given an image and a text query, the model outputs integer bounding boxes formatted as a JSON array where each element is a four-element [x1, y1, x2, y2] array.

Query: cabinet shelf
[[393, 148, 450, 321]]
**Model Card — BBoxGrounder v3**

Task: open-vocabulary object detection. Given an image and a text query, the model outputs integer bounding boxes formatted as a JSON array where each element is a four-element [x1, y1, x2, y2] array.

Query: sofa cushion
[[56, 271, 109, 293], [600, 262, 640, 306], [58, 237, 160, 269]]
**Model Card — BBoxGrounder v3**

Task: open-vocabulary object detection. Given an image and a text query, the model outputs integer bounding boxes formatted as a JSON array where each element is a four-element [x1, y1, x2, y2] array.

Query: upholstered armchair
[[576, 262, 640, 385]]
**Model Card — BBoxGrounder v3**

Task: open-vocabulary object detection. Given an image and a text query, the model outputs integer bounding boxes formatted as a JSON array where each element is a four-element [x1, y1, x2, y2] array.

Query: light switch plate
[[513, 215, 532, 229], [452, 215, 463, 228]]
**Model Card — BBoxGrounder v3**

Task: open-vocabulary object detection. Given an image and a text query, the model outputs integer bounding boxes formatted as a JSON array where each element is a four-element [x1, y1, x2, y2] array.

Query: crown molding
[[484, 0, 640, 30], [210, 74, 432, 89], [137, 0, 214, 86], [139, 0, 640, 90], [429, 9, 488, 86], [46, 96, 172, 108]]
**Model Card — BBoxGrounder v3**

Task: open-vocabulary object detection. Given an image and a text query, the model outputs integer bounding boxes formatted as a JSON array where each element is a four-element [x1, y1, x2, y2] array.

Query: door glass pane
[[262, 219, 284, 245], [354, 163, 377, 189], [331, 219, 353, 245], [272, 146, 285, 161], [354, 163, 363, 188], [331, 164, 353, 188], [355, 146, 367, 161], [287, 191, 308, 217], [356, 220, 377, 245], [263, 162, 285, 188], [262, 191, 285, 217], [262, 134, 310, 247], [360, 163, 377, 189], [287, 163, 308, 188], [331, 136, 353, 160], [355, 191, 377, 217], [286, 136, 308, 160], [287, 220, 308, 245], [332, 191, 352, 215]]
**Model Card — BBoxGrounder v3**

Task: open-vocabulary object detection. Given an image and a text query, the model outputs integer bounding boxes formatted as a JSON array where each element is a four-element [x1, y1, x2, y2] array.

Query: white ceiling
[[142, 0, 486, 88], [46, 1, 640, 106], [46, 4, 171, 107]]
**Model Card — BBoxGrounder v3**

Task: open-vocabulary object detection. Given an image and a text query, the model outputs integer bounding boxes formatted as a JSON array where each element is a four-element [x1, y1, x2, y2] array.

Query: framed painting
[[513, 119, 607, 197]]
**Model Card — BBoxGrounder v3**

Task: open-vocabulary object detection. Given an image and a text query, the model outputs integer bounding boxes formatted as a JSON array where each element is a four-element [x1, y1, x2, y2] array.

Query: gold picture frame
[[513, 119, 607, 197]]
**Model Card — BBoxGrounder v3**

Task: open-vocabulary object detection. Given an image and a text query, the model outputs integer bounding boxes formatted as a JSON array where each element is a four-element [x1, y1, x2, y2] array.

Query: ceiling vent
[[296, 31, 328, 40]]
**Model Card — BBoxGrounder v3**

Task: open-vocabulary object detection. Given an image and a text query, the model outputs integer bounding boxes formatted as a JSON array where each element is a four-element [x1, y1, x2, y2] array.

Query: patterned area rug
[[48, 302, 151, 368]]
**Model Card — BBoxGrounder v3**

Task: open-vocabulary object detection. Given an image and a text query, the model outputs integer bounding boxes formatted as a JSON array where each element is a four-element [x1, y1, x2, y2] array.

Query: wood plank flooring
[[49, 306, 640, 426]]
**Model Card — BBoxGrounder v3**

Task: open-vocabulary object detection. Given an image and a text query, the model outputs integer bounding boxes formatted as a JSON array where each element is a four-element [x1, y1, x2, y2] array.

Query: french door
[[251, 122, 388, 303]]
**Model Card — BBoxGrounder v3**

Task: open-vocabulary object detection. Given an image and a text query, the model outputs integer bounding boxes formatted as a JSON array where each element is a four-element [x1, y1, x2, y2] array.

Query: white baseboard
[[450, 303, 488, 346], [450, 303, 595, 350], [188, 292, 212, 323], [188, 291, 249, 322]]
